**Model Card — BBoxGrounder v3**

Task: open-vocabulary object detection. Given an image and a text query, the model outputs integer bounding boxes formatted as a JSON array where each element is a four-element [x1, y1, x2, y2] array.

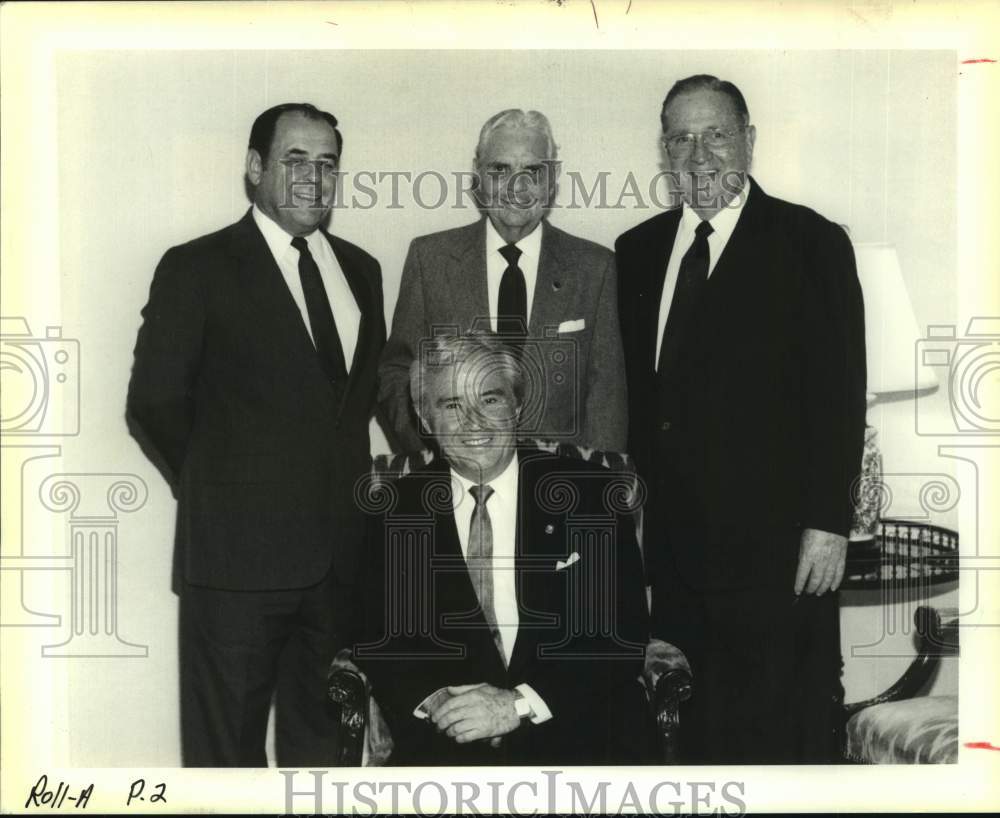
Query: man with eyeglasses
[[615, 74, 867, 763], [379, 109, 627, 455]]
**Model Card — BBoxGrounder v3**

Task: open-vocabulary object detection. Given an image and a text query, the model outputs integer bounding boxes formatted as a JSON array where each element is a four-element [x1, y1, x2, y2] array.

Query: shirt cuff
[[515, 683, 552, 724]]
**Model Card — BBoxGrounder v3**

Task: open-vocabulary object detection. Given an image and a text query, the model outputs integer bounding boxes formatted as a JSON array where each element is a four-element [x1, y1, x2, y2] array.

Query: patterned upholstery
[[845, 695, 957, 764]]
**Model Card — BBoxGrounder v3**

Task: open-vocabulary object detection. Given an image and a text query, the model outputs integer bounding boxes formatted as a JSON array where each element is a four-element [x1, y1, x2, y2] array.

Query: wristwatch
[[513, 689, 532, 720]]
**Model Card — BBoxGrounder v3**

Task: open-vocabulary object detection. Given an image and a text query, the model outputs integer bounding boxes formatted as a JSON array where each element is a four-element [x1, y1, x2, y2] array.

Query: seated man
[[355, 332, 649, 765]]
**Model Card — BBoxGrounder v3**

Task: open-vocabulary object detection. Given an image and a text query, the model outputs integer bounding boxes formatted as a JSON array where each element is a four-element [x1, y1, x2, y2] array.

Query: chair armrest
[[643, 639, 693, 763], [327, 648, 368, 766], [643, 639, 692, 692], [843, 605, 959, 720]]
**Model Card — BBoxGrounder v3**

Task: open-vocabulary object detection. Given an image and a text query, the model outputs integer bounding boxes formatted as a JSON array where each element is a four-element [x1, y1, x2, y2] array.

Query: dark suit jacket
[[127, 209, 385, 591], [355, 451, 649, 765], [378, 218, 627, 454], [615, 179, 866, 593]]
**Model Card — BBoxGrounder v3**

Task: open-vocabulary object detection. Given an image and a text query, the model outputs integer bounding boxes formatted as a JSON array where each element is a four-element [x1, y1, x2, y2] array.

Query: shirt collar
[[252, 204, 323, 259], [679, 174, 750, 240], [485, 216, 542, 264], [450, 451, 520, 510]]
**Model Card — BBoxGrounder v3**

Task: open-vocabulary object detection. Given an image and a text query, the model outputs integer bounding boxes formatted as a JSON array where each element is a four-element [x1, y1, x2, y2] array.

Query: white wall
[[11, 49, 958, 765]]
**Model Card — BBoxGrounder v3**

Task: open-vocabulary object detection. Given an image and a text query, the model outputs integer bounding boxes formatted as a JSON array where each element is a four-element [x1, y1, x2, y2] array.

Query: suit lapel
[[444, 219, 490, 332], [640, 182, 765, 374], [529, 221, 574, 336], [507, 453, 566, 678], [228, 210, 324, 376], [704, 176, 768, 291]]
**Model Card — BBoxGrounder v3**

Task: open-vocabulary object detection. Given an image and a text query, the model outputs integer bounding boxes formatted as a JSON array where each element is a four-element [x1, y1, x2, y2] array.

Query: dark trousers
[[179, 568, 356, 767], [652, 563, 843, 764]]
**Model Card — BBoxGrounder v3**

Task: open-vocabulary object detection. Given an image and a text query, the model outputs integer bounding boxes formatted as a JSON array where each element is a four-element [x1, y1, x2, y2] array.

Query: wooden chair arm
[[643, 638, 692, 690], [843, 605, 959, 720], [643, 639, 693, 763], [327, 649, 367, 767], [330, 641, 695, 765]]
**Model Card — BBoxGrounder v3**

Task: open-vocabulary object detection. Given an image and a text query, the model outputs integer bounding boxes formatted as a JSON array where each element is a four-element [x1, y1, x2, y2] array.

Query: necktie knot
[[499, 243, 522, 266], [469, 484, 494, 507], [695, 220, 714, 240], [290, 236, 309, 254]]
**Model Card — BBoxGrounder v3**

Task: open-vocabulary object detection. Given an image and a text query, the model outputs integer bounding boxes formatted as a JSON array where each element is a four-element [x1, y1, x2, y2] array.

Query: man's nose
[[689, 136, 712, 163], [506, 172, 533, 204], [458, 408, 485, 431], [293, 161, 319, 183]]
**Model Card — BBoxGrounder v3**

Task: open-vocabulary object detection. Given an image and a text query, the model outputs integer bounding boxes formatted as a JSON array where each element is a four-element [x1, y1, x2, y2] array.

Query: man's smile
[[460, 436, 494, 446]]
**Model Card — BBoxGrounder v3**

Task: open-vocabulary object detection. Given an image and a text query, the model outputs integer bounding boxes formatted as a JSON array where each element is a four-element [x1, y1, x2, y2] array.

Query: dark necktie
[[657, 219, 714, 377], [497, 243, 527, 344], [468, 484, 505, 665], [291, 236, 348, 384]]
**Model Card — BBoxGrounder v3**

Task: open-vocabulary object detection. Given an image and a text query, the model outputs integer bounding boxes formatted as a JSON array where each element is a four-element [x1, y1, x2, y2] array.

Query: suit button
[[661, 421, 672, 432]]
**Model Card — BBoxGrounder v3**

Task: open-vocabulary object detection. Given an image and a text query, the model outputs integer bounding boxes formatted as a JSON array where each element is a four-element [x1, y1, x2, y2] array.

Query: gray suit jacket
[[379, 218, 627, 454]]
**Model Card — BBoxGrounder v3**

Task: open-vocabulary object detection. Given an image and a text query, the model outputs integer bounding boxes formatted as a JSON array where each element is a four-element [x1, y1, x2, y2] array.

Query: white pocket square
[[557, 318, 585, 333], [555, 552, 581, 571]]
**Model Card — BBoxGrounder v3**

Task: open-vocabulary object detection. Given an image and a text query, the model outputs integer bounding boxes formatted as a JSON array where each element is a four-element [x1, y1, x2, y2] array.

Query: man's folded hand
[[429, 683, 520, 743]]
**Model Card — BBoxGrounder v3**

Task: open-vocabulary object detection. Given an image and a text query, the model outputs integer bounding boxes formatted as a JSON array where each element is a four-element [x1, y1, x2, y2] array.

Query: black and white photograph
[[1, 1, 998, 814]]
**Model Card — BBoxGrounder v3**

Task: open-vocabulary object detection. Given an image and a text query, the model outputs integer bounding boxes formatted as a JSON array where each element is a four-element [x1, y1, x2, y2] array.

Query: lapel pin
[[545, 524, 555, 534], [552, 281, 561, 291]]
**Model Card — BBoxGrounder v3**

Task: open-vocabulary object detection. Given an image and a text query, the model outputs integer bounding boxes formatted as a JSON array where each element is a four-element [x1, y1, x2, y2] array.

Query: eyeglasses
[[481, 161, 557, 186], [663, 127, 746, 157]]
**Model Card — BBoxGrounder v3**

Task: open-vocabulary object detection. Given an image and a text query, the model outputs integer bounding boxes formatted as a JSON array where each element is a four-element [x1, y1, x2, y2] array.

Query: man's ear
[[744, 125, 757, 165], [246, 149, 264, 186], [470, 159, 487, 209], [545, 160, 561, 205], [547, 159, 562, 184]]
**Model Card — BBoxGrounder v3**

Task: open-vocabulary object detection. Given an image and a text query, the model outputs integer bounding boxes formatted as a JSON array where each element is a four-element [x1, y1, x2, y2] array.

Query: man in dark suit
[[379, 109, 626, 455], [615, 75, 867, 763], [127, 102, 385, 766], [357, 333, 648, 765]]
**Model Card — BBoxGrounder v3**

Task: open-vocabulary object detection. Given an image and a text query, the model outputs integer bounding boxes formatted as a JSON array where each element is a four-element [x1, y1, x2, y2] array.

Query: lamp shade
[[853, 242, 939, 396]]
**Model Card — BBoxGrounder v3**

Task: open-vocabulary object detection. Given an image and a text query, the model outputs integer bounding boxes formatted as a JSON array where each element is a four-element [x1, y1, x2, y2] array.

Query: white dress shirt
[[451, 454, 552, 723], [485, 217, 543, 332], [252, 205, 361, 371], [654, 178, 750, 368]]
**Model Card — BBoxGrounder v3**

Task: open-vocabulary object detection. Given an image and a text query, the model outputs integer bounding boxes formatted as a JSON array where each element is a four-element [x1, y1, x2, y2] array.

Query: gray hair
[[474, 109, 559, 164], [409, 332, 526, 420]]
